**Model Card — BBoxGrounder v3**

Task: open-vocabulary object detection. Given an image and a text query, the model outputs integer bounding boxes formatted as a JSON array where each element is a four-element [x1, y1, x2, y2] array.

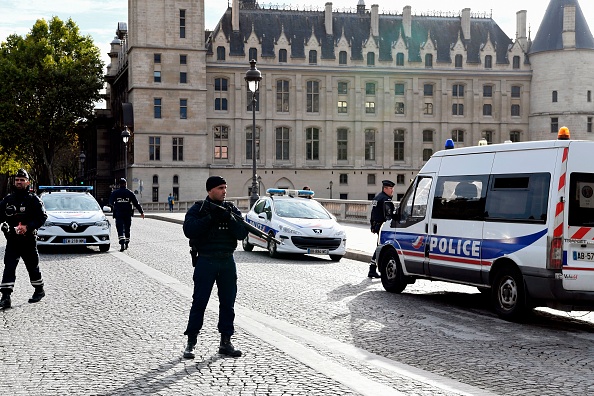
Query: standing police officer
[[0, 169, 47, 309], [182, 176, 248, 359], [109, 178, 144, 252], [368, 179, 395, 278]]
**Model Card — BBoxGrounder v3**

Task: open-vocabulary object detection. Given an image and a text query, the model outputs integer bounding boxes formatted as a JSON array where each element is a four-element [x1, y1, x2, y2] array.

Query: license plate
[[573, 251, 594, 261], [308, 248, 329, 254], [64, 238, 86, 244]]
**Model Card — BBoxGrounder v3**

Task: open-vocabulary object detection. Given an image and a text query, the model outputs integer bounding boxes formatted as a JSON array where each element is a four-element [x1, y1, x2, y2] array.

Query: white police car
[[37, 186, 111, 252], [242, 189, 347, 261]]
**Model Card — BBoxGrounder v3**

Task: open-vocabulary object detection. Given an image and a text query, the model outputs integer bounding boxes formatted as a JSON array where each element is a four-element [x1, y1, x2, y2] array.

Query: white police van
[[376, 129, 594, 320]]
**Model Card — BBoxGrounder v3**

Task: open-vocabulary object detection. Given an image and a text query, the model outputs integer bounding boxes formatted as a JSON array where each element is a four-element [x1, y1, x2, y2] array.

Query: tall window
[[306, 127, 319, 160], [484, 55, 492, 69], [365, 102, 375, 114], [154, 98, 162, 118], [589, 117, 593, 133], [396, 52, 404, 66], [152, 187, 159, 203], [247, 91, 259, 112], [338, 81, 348, 94], [246, 126, 261, 160], [214, 126, 229, 159], [276, 80, 289, 113], [309, 50, 317, 64], [154, 53, 161, 63], [179, 99, 187, 119], [452, 130, 464, 143], [367, 52, 375, 66], [513, 56, 520, 69], [249, 48, 257, 61], [173, 137, 184, 161], [453, 84, 464, 97], [511, 86, 521, 98], [395, 102, 405, 114], [278, 49, 287, 63], [337, 101, 347, 113], [483, 85, 493, 97], [339, 51, 347, 65], [483, 104, 492, 116], [455, 54, 463, 68], [214, 78, 228, 111], [367, 174, 376, 185], [422, 130, 433, 142], [217, 46, 225, 60], [552, 91, 558, 103], [179, 9, 186, 38], [180, 72, 187, 84], [337, 128, 348, 160], [509, 131, 521, 142], [153, 71, 161, 83], [180, 55, 187, 64], [149, 136, 161, 161], [365, 129, 376, 160], [365, 82, 376, 95], [393, 130, 404, 161], [482, 130, 493, 144], [339, 174, 348, 184], [589, 90, 592, 103], [275, 127, 290, 160], [423, 149, 433, 161], [551, 117, 559, 133], [511, 104, 520, 117], [424, 103, 433, 115], [306, 81, 319, 113], [424, 84, 434, 96], [452, 103, 464, 116], [395, 83, 405, 95], [425, 54, 433, 67]]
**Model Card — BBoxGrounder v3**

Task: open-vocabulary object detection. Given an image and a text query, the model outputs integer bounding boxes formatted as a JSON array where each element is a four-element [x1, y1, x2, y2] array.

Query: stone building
[[103, 0, 593, 203]]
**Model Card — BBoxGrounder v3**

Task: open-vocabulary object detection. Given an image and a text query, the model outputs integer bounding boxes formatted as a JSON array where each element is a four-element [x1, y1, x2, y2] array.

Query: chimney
[[357, 0, 366, 15], [403, 6, 411, 38], [562, 5, 576, 48], [461, 8, 470, 40], [516, 10, 528, 51], [371, 4, 379, 37], [232, 0, 240, 31], [325, 2, 333, 35]]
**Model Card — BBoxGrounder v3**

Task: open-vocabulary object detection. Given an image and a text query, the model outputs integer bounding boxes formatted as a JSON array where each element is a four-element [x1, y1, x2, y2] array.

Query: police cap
[[15, 169, 29, 179], [382, 180, 395, 187], [119, 178, 127, 185]]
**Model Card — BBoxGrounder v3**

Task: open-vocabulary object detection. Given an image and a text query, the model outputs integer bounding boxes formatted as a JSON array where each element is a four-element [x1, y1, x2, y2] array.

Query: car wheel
[[267, 233, 278, 258], [491, 267, 528, 321], [242, 236, 254, 252], [99, 244, 110, 252], [379, 249, 407, 293], [329, 255, 343, 262]]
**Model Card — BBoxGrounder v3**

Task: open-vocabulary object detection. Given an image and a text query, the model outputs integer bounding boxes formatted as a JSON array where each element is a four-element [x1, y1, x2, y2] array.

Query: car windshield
[[274, 199, 332, 219], [42, 194, 101, 212]]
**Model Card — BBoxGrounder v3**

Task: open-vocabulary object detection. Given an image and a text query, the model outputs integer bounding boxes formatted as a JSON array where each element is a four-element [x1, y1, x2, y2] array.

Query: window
[[423, 149, 433, 161], [214, 125, 229, 159], [276, 80, 289, 113], [180, 72, 187, 84], [397, 174, 405, 185], [249, 47, 257, 61], [246, 126, 261, 160], [365, 82, 376, 95], [214, 78, 228, 111], [154, 53, 161, 63], [396, 52, 404, 66], [511, 104, 521, 117], [275, 127, 290, 160], [247, 91, 259, 111], [482, 130, 493, 144], [483, 85, 493, 97], [424, 103, 433, 115], [306, 81, 320, 113], [551, 117, 559, 133], [401, 177, 432, 223], [395, 102, 404, 114], [367, 174, 376, 185], [424, 84, 433, 96], [510, 131, 521, 142], [337, 101, 348, 113], [365, 102, 375, 114], [153, 71, 161, 83], [552, 91, 558, 103], [149, 136, 161, 161], [422, 130, 433, 142], [483, 104, 492, 116], [152, 187, 159, 203], [395, 83, 405, 96], [589, 91, 592, 103], [452, 129, 464, 143], [365, 129, 375, 160], [511, 86, 521, 98], [513, 55, 520, 69], [589, 117, 593, 133], [425, 54, 433, 67], [173, 186, 179, 201], [432, 176, 487, 221], [180, 55, 187, 64], [568, 173, 594, 227], [173, 137, 184, 161], [485, 55, 492, 69], [339, 193, 348, 200], [338, 81, 348, 95], [393, 129, 404, 161], [452, 103, 464, 116], [339, 51, 347, 65], [179, 9, 186, 38], [278, 49, 287, 63], [154, 98, 162, 118], [339, 174, 348, 184], [153, 175, 159, 184], [179, 99, 187, 119], [309, 50, 317, 64], [486, 173, 550, 223], [367, 52, 375, 66], [217, 46, 225, 60], [453, 84, 464, 97], [337, 128, 348, 160], [306, 127, 319, 160], [455, 54, 463, 68], [173, 175, 179, 184]]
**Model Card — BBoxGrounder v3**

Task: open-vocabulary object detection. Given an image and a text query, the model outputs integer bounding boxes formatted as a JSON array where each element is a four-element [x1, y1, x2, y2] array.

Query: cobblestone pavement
[[1, 215, 593, 395]]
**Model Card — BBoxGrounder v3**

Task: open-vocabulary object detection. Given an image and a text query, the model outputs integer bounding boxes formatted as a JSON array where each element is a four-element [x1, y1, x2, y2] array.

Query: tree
[[0, 17, 103, 185]]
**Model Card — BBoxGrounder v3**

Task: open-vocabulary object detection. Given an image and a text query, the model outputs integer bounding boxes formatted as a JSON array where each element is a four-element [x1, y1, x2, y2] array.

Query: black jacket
[[370, 191, 392, 234], [0, 188, 47, 238], [109, 187, 144, 218]]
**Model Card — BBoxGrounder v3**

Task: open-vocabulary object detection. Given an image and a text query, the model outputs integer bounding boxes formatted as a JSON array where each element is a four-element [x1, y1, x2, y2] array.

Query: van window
[[568, 172, 594, 226], [485, 173, 550, 223], [432, 176, 487, 220], [400, 176, 432, 223]]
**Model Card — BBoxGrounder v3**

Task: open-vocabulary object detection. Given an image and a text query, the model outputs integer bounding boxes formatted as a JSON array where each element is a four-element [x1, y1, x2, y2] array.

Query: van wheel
[[267, 233, 278, 258], [379, 250, 407, 293], [242, 236, 254, 252], [491, 267, 528, 321]]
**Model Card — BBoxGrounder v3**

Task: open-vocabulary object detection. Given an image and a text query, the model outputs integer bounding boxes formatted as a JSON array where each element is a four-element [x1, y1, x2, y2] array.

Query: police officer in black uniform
[[182, 176, 248, 359], [368, 179, 395, 278], [109, 178, 145, 252], [0, 169, 47, 309]]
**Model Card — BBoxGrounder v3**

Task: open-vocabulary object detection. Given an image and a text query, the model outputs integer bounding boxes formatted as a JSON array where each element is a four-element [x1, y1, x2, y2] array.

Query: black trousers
[[115, 216, 132, 246], [1, 236, 43, 294]]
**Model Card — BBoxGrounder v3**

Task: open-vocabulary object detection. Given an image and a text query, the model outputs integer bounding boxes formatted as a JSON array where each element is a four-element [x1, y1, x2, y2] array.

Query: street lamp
[[245, 59, 262, 208], [121, 126, 131, 181], [328, 180, 333, 199], [79, 152, 86, 182]]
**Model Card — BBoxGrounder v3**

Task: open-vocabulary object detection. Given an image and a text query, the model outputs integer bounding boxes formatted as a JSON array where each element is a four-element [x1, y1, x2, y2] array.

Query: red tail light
[[549, 237, 563, 270]]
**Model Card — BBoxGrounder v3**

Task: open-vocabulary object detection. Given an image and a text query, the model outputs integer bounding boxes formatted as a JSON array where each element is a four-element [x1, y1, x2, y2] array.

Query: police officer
[[0, 169, 48, 309], [109, 178, 144, 252], [368, 179, 395, 278], [182, 176, 248, 359]]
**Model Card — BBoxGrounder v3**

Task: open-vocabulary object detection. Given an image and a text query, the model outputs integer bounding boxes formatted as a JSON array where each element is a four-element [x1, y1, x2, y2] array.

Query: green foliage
[[0, 17, 104, 185]]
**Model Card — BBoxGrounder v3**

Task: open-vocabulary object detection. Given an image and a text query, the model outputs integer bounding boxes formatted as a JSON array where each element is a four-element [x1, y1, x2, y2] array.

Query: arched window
[[173, 175, 179, 184], [152, 175, 159, 184]]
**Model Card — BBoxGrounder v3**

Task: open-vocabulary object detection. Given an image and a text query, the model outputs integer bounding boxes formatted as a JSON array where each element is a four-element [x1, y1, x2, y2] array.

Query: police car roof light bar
[[266, 188, 314, 197], [38, 186, 94, 193]]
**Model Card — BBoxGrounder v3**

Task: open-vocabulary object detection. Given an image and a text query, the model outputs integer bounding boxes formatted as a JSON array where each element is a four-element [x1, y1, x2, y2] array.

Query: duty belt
[[199, 252, 234, 258]]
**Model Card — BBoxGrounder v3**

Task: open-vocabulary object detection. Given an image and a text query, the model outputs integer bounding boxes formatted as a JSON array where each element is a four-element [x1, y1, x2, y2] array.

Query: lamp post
[[328, 180, 333, 199], [121, 126, 131, 181], [79, 152, 86, 183], [245, 59, 262, 208]]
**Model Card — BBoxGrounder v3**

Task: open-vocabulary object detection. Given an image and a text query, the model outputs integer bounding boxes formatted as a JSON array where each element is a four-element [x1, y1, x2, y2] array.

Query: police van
[[376, 129, 594, 320]]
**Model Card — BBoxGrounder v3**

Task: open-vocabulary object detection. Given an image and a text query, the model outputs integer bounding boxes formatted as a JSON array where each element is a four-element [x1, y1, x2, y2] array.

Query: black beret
[[382, 180, 395, 187], [206, 176, 226, 191]]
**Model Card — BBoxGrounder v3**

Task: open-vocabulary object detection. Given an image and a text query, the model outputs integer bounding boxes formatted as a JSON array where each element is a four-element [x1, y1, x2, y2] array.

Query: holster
[[190, 246, 198, 267]]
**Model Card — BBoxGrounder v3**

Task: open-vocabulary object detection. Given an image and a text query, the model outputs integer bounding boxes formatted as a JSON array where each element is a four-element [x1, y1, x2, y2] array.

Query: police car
[[243, 189, 347, 260], [37, 186, 111, 252]]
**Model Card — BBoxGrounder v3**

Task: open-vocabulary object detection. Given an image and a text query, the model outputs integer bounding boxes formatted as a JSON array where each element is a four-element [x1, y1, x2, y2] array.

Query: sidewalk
[[145, 212, 376, 263]]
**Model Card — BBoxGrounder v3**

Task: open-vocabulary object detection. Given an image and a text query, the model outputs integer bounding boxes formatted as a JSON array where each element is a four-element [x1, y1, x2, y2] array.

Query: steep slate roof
[[530, 0, 594, 54], [207, 4, 513, 65]]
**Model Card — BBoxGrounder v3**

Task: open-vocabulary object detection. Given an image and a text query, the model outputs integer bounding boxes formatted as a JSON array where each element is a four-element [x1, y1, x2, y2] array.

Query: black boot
[[183, 335, 197, 359], [28, 287, 45, 303], [219, 335, 242, 357], [119, 243, 125, 252], [0, 293, 11, 310], [367, 264, 380, 279]]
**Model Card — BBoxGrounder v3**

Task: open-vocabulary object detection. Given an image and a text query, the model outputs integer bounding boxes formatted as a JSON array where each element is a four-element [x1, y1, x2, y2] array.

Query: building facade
[[104, 0, 594, 202]]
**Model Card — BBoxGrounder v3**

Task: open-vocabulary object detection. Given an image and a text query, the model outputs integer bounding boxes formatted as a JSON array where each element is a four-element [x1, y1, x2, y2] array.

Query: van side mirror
[[384, 201, 395, 220]]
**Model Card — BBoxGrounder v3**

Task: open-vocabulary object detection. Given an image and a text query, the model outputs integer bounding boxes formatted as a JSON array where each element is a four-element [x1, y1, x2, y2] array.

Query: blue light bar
[[38, 186, 94, 192], [266, 188, 314, 197]]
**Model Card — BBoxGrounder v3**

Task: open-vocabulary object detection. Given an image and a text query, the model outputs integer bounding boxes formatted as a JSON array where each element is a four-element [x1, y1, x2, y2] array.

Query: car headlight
[[278, 224, 303, 235], [334, 230, 346, 238], [94, 220, 110, 228], [42, 221, 56, 227]]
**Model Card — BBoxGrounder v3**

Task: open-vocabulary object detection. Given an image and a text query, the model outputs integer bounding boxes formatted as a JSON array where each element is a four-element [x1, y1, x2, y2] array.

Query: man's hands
[[209, 202, 233, 222]]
